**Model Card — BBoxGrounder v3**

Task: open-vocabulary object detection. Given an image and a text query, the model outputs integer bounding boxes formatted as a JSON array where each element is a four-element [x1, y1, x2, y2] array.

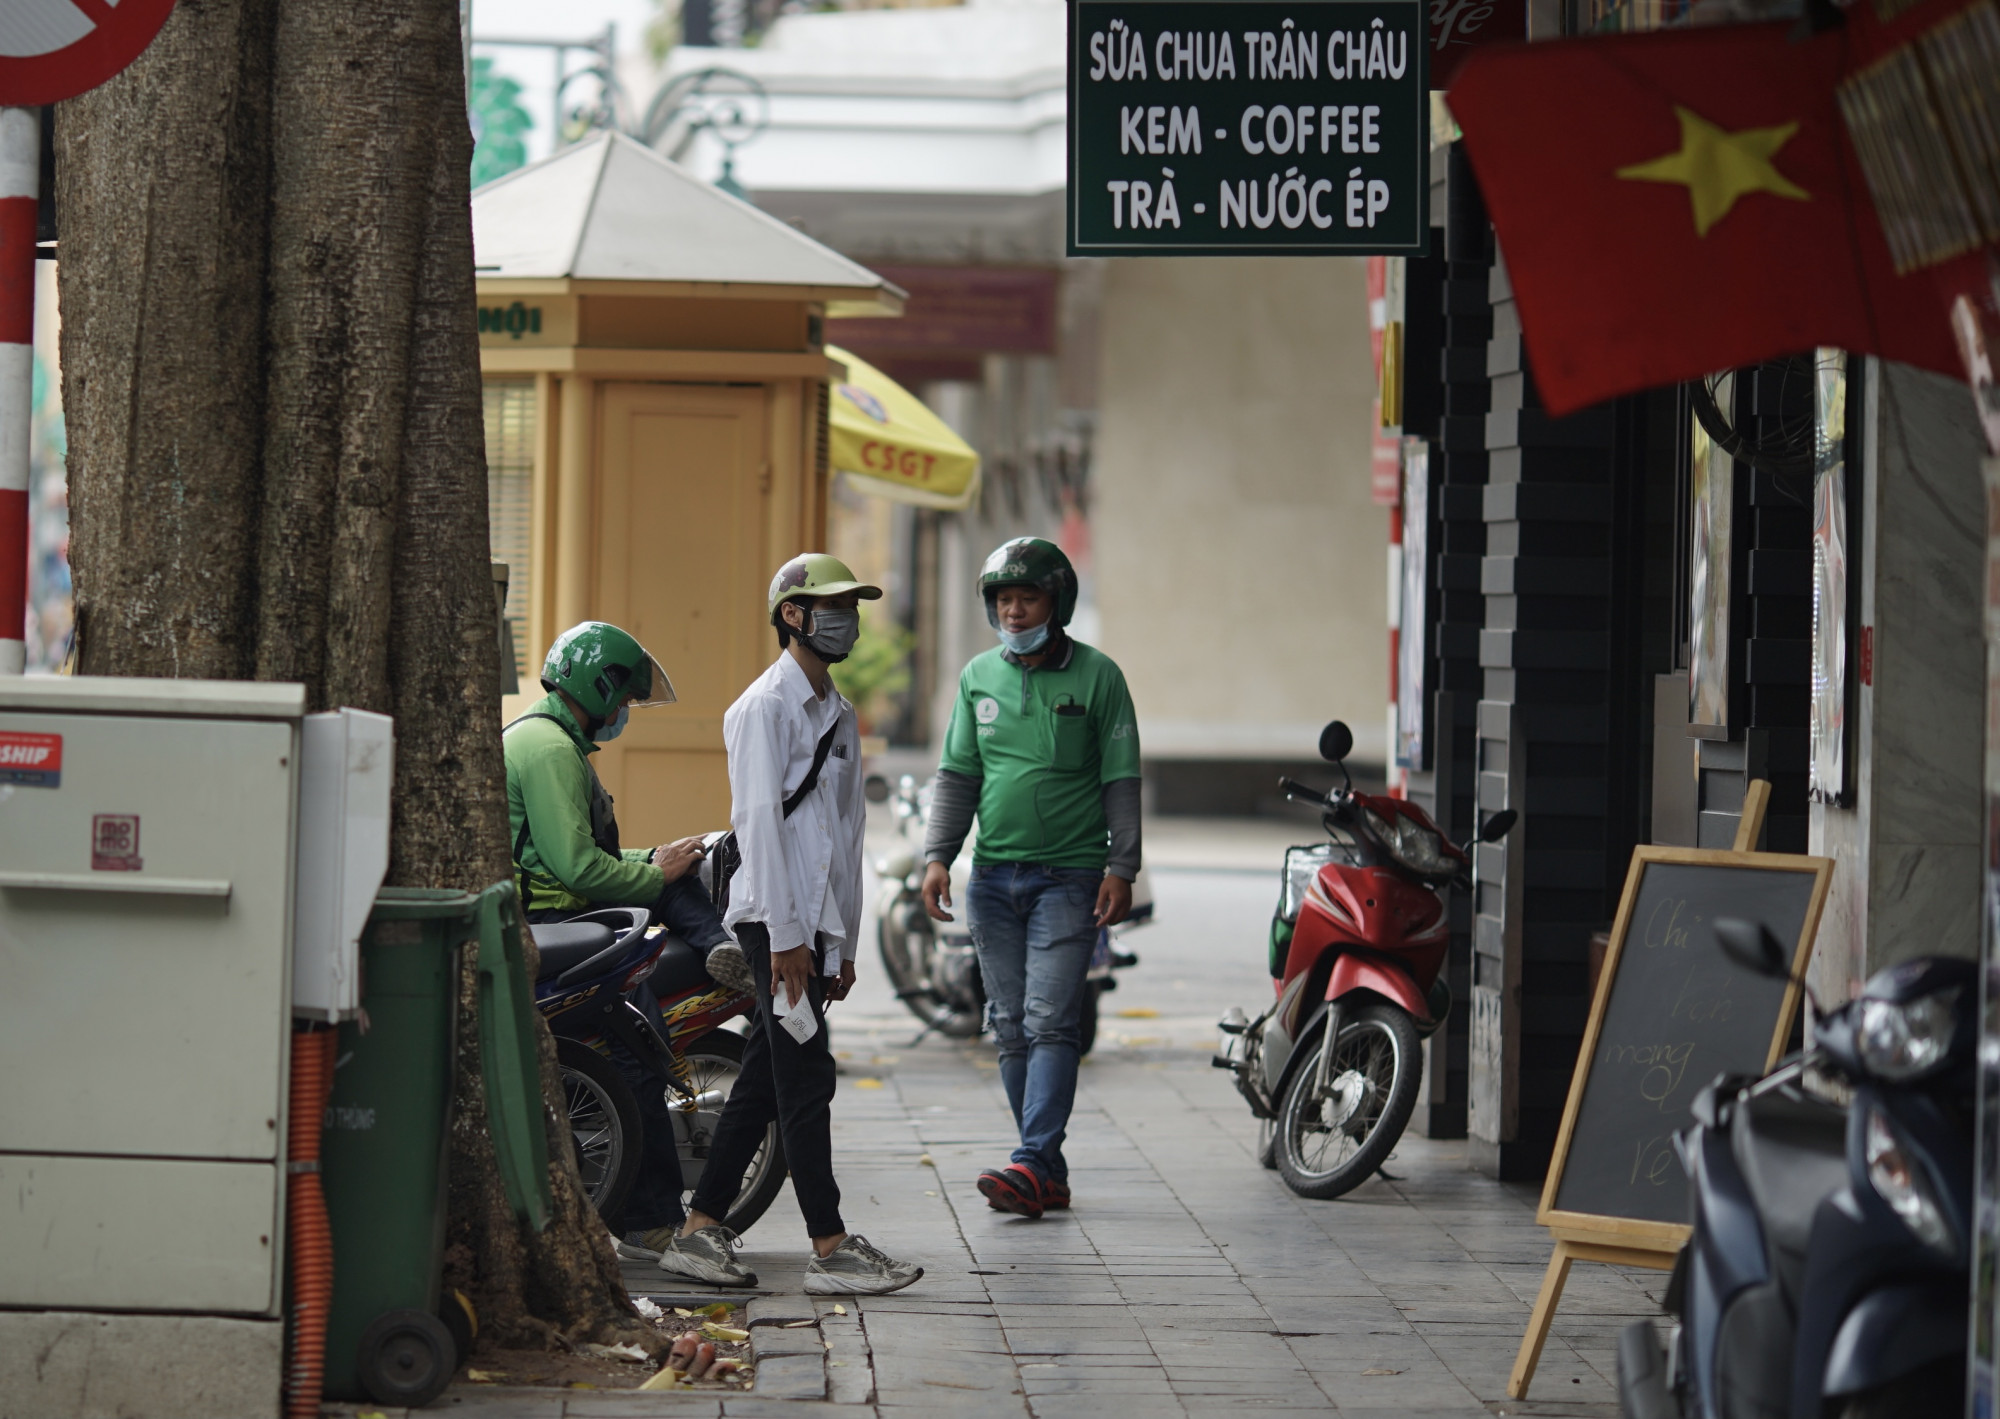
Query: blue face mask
[[998, 622, 1052, 656], [593, 704, 631, 743]]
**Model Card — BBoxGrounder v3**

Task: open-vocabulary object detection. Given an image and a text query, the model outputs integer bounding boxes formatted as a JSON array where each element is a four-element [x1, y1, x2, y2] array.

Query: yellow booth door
[[590, 381, 776, 846]]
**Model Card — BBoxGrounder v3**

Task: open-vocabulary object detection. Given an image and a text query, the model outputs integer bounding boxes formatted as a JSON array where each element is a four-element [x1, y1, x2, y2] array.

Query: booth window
[[484, 379, 535, 678]]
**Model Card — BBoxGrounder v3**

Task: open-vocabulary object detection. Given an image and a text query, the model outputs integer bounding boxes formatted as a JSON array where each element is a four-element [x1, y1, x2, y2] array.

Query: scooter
[[531, 863, 787, 1235], [1214, 720, 1514, 1199], [868, 772, 1152, 1052], [1617, 925, 1976, 1419]]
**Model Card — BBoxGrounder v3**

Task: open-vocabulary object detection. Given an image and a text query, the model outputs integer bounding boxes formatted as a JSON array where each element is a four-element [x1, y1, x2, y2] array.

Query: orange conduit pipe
[[286, 1026, 337, 1419]]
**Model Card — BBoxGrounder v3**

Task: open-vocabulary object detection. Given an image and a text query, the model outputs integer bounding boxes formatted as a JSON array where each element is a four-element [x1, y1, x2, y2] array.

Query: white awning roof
[[472, 130, 899, 305]]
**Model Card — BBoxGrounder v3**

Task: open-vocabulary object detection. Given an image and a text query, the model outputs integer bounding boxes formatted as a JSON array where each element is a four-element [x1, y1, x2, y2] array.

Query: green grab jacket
[[503, 692, 659, 914]]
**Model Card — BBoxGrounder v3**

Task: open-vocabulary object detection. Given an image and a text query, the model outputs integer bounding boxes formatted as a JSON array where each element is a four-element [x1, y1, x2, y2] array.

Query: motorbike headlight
[[1864, 1107, 1953, 1254], [1856, 989, 1960, 1080], [1362, 808, 1456, 877]]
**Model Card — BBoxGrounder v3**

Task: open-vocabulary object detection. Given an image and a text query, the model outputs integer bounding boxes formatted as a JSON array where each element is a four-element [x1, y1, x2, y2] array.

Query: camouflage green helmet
[[978, 537, 1078, 629], [540, 622, 676, 720], [767, 552, 883, 615]]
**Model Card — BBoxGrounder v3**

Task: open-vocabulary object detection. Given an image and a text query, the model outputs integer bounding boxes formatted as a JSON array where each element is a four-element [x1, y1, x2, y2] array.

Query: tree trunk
[[57, 0, 650, 1358]]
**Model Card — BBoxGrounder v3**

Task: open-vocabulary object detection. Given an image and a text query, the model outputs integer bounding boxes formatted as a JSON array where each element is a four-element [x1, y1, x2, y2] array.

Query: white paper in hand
[[775, 982, 818, 1043]]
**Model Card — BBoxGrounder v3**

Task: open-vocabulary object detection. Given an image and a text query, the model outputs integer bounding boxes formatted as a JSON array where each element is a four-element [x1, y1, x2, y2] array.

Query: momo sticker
[[975, 697, 1001, 724], [92, 813, 143, 872], [0, 731, 62, 787]]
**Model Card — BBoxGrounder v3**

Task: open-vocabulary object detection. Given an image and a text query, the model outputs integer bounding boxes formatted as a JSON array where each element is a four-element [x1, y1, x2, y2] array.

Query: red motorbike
[[1216, 721, 1515, 1199]]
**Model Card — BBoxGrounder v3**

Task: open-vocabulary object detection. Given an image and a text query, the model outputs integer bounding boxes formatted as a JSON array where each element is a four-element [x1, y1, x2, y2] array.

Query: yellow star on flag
[[1615, 105, 1810, 237]]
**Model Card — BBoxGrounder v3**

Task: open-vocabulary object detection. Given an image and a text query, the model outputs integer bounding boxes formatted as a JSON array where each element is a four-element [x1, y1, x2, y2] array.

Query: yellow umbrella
[[826, 345, 981, 511]]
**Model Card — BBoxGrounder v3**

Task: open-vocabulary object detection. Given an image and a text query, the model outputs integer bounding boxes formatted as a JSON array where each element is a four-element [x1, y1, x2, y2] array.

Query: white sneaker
[[705, 942, 756, 994], [803, 1235, 923, 1296], [657, 1225, 758, 1288]]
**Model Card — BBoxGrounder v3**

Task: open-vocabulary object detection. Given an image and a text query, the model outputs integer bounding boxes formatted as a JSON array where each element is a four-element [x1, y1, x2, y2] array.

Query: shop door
[[593, 382, 772, 845]]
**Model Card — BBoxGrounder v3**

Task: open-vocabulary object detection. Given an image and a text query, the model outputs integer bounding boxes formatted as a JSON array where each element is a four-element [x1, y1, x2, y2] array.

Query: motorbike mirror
[[1478, 809, 1518, 843], [864, 774, 891, 804], [1318, 720, 1354, 764], [1715, 919, 1790, 981]]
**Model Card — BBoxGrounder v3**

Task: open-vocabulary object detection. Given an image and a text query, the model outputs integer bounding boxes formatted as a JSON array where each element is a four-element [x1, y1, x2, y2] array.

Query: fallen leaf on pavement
[[637, 1367, 684, 1391], [833, 1304, 848, 1315], [693, 1302, 732, 1319], [780, 1319, 816, 1328], [854, 1078, 883, 1089], [701, 1324, 750, 1342], [466, 1370, 501, 1383], [1116, 1007, 1160, 1018], [919, 1154, 935, 1166], [1361, 1368, 1403, 1376]]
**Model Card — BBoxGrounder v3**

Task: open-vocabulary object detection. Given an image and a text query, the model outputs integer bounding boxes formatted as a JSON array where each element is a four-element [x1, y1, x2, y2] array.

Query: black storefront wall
[[1400, 141, 1493, 1140], [1465, 234, 1681, 1182]]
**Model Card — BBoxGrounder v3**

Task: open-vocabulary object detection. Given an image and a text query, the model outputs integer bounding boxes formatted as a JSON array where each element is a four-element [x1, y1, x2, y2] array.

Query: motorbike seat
[[649, 935, 719, 998], [530, 922, 618, 981], [1733, 1087, 1849, 1283]]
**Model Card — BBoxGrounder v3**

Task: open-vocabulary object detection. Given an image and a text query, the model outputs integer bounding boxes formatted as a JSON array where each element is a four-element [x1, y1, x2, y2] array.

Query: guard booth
[[472, 132, 902, 844]]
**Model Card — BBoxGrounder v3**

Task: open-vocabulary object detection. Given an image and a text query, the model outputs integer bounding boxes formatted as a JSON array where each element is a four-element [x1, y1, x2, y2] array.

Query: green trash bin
[[321, 883, 552, 1408]]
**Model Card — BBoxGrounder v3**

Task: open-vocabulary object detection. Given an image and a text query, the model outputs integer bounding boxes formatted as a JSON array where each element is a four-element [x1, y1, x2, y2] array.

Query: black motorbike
[[532, 895, 787, 1236], [1619, 922, 1976, 1419]]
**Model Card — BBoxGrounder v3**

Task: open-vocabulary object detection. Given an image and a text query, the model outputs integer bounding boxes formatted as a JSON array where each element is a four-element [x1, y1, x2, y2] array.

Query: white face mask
[[803, 607, 861, 663], [593, 703, 631, 742], [998, 621, 1051, 655]]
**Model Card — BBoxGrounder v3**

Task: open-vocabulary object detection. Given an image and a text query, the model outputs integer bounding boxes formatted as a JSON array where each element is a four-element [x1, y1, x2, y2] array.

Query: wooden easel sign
[[1507, 787, 1832, 1398]]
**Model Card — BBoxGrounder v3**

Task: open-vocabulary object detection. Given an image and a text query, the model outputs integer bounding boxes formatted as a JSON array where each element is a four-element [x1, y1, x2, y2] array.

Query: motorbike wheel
[[1274, 1003, 1422, 1200], [1079, 980, 1102, 1057], [556, 1037, 641, 1222], [1831, 1355, 1964, 1419], [879, 907, 982, 1038], [676, 1029, 789, 1235]]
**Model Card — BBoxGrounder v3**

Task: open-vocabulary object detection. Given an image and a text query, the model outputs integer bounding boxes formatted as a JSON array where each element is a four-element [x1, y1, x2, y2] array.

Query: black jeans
[[688, 922, 843, 1239], [529, 873, 731, 1234]]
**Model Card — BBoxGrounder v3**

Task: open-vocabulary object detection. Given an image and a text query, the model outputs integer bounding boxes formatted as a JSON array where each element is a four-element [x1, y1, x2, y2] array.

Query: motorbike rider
[[920, 537, 1142, 1218], [504, 621, 754, 1264]]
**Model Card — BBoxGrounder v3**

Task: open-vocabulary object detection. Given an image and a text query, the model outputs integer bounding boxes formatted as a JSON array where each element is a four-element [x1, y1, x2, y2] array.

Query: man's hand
[[771, 942, 813, 1008], [1094, 873, 1132, 928], [825, 958, 857, 1004], [920, 861, 955, 922], [651, 836, 705, 885]]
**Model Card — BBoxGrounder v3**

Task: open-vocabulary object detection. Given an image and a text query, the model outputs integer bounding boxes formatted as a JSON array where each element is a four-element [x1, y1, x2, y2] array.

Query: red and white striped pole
[[0, 106, 34, 676]]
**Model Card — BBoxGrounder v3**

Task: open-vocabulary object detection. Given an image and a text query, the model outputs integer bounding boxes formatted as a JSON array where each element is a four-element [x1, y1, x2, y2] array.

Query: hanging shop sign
[[1067, 0, 1429, 257]]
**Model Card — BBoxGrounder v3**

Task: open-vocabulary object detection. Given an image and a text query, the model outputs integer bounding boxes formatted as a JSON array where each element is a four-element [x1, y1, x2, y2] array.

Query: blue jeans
[[967, 862, 1101, 1186]]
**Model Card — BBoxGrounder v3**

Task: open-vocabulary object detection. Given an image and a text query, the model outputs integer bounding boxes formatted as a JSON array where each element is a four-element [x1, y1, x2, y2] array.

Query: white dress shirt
[[721, 651, 865, 972]]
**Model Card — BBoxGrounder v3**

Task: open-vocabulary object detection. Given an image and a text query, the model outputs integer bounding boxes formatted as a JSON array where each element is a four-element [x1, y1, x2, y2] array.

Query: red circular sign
[[0, 0, 179, 107]]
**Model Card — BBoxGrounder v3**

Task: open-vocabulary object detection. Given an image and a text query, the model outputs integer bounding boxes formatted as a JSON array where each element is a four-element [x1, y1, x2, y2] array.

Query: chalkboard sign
[[1538, 846, 1833, 1246]]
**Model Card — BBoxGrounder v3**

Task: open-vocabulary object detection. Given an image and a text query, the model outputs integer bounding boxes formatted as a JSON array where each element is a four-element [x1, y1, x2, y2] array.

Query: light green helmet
[[978, 537, 1078, 629], [540, 622, 675, 721], [767, 552, 883, 616]]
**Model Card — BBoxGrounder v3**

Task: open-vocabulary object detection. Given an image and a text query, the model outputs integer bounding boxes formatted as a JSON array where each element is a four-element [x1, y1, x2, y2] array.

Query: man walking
[[921, 537, 1141, 1218], [659, 553, 925, 1295]]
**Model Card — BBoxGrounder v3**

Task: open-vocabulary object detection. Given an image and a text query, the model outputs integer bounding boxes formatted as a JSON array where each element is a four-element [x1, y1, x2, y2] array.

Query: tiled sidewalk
[[340, 866, 1660, 1418]]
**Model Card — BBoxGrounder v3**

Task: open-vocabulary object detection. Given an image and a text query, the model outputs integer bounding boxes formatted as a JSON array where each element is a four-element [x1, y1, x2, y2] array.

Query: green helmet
[[540, 622, 676, 720], [978, 537, 1078, 629], [767, 552, 883, 615]]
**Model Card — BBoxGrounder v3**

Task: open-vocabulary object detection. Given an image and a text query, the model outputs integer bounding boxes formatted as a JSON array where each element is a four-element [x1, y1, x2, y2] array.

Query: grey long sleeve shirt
[[923, 768, 1142, 881]]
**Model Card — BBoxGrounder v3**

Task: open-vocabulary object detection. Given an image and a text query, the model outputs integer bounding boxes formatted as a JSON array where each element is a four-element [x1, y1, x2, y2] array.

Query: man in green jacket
[[505, 621, 750, 1269], [919, 538, 1142, 1218]]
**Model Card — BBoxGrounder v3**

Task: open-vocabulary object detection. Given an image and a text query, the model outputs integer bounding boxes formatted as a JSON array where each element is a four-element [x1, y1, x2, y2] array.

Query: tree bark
[[56, 0, 650, 1359]]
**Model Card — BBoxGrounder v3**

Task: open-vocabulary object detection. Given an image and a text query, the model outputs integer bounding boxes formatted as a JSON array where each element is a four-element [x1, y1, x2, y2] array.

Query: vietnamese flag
[[1448, 22, 1966, 416]]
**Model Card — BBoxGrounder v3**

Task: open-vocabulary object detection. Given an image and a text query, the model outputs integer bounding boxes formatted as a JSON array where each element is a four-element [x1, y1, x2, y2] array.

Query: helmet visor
[[621, 649, 677, 708]]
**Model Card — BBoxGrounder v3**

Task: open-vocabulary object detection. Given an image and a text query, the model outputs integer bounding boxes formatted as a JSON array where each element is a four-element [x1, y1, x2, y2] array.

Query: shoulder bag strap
[[782, 720, 843, 819]]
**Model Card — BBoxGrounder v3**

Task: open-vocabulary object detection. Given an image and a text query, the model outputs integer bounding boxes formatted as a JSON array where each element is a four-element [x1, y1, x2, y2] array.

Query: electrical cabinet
[[0, 677, 305, 1319]]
